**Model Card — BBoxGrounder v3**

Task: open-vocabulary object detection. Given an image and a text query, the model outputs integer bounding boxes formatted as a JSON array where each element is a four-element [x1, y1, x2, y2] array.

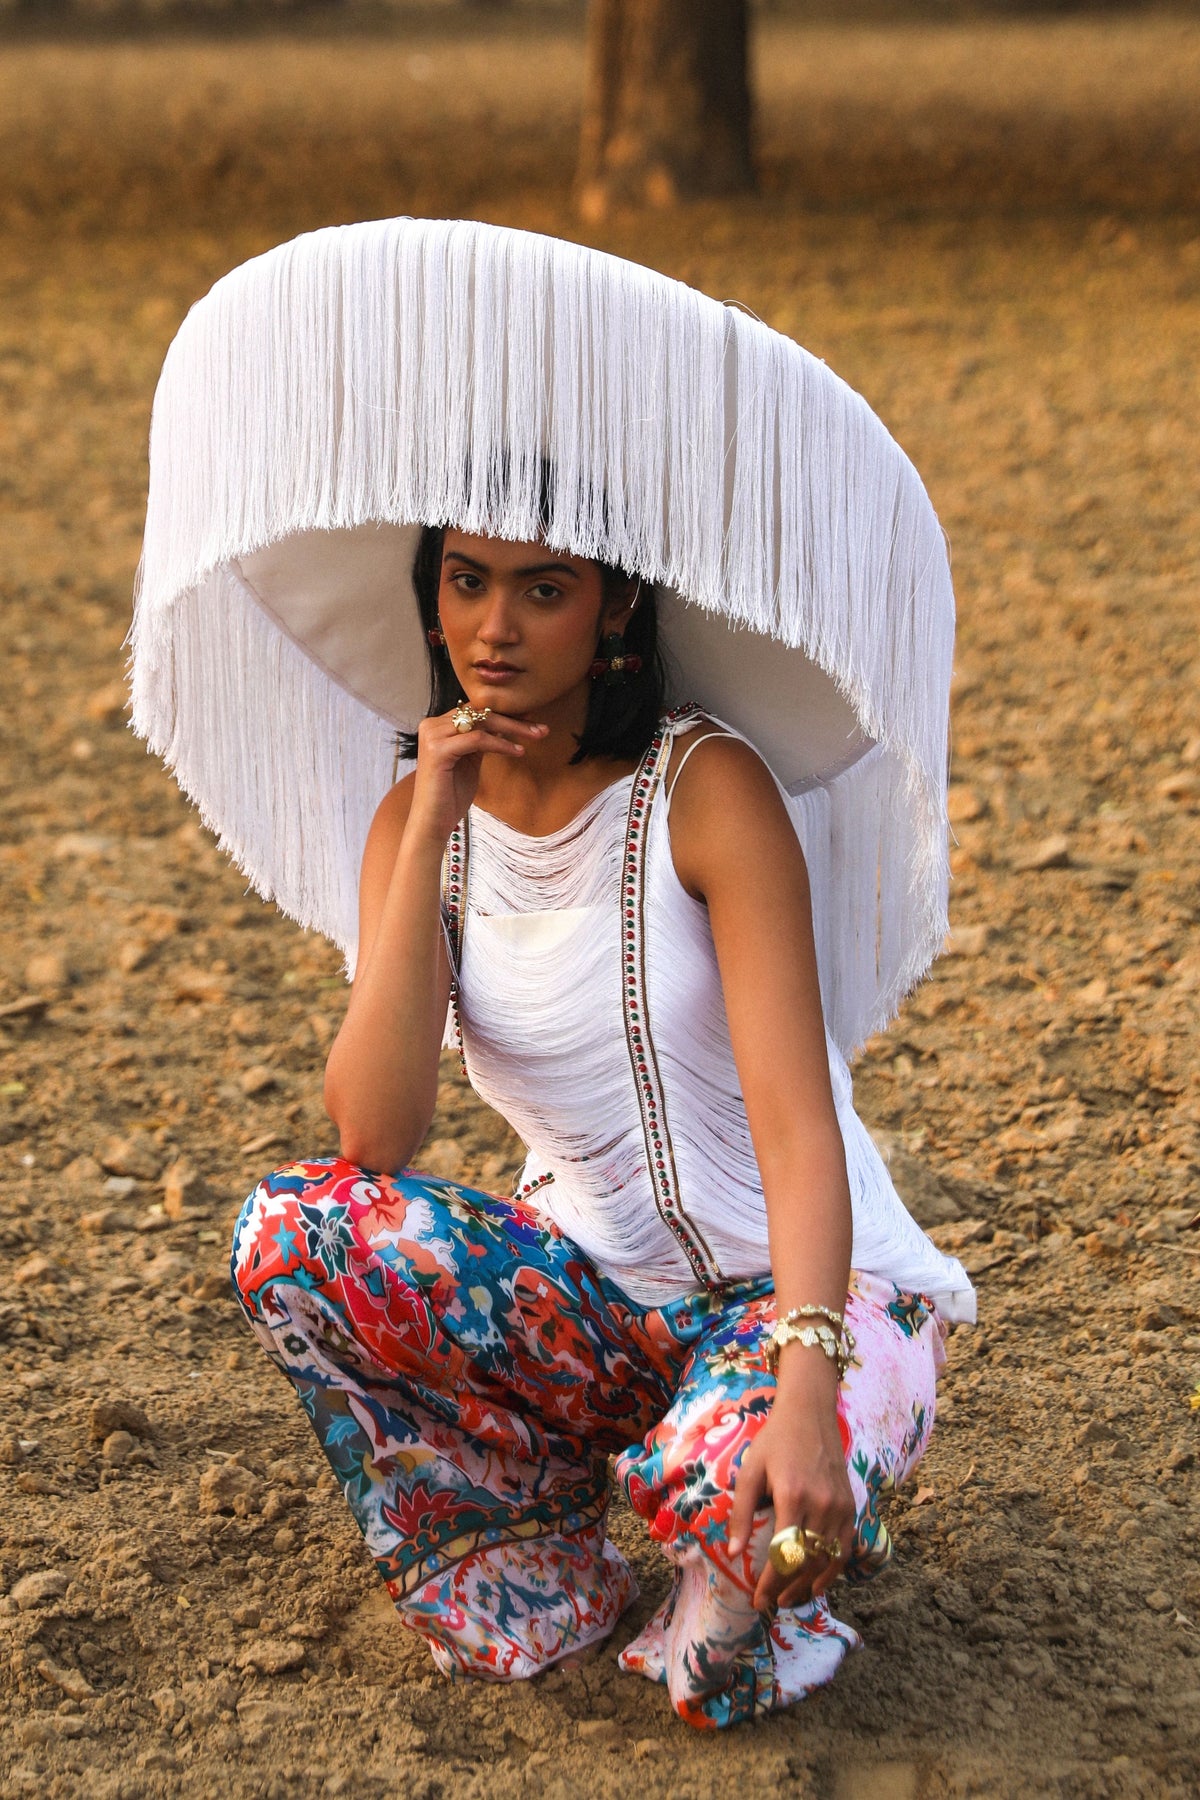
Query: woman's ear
[[601, 575, 641, 635]]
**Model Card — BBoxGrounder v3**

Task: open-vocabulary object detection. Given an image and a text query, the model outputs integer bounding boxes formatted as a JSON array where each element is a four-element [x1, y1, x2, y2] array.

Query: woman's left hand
[[726, 1364, 856, 1613]]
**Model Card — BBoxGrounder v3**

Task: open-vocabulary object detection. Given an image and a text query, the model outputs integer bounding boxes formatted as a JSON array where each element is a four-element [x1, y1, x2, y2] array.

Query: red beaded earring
[[427, 624, 446, 648]]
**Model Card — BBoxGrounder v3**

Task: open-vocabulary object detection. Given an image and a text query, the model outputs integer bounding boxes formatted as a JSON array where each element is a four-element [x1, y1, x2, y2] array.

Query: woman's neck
[[472, 689, 638, 837]]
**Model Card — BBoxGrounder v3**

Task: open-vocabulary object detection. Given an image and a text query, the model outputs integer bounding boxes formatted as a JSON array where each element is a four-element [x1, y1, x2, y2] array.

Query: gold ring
[[807, 1531, 845, 1562], [767, 1526, 844, 1578], [767, 1527, 809, 1578], [452, 705, 490, 734]]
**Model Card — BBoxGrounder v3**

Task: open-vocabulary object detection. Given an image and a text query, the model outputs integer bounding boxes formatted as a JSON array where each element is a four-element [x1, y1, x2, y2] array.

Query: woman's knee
[[230, 1157, 354, 1307]]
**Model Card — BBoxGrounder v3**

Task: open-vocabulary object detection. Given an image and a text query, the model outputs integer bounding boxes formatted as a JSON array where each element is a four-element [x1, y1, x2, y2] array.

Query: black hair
[[394, 522, 667, 765]]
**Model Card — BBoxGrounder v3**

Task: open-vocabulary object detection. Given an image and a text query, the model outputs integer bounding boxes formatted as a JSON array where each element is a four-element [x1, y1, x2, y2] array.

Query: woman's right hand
[[405, 707, 548, 847]]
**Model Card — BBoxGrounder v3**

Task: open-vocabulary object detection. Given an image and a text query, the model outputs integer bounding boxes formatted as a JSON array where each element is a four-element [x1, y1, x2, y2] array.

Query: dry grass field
[[1, 11, 1198, 1799]]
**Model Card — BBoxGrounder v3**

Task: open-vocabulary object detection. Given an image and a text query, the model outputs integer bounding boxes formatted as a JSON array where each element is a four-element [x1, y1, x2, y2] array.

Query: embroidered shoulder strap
[[441, 817, 469, 1078], [622, 707, 724, 1289]]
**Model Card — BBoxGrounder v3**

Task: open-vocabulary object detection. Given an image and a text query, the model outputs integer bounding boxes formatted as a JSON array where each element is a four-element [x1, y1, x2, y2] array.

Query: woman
[[231, 520, 966, 1729]]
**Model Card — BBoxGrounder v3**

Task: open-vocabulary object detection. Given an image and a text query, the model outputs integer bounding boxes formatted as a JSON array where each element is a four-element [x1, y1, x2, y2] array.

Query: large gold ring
[[767, 1527, 809, 1578], [767, 1526, 844, 1578], [452, 705, 490, 734]]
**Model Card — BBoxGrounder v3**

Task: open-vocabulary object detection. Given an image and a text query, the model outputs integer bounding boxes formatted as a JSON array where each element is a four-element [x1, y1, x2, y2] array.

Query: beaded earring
[[589, 633, 643, 685], [427, 623, 446, 648]]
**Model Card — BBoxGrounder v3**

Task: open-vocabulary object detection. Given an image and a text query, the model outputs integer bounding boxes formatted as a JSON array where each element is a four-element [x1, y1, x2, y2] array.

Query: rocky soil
[[0, 13, 1198, 1799]]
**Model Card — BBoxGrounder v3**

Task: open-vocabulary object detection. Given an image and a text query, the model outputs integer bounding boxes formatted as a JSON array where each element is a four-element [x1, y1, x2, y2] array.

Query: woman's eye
[[528, 583, 562, 602], [449, 572, 483, 593]]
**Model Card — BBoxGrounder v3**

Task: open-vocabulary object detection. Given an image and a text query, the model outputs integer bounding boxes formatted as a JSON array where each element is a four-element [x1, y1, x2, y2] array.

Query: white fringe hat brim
[[130, 216, 954, 1057]]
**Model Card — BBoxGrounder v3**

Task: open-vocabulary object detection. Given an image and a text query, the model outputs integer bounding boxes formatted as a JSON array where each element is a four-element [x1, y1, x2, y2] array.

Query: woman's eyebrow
[[442, 551, 582, 580]]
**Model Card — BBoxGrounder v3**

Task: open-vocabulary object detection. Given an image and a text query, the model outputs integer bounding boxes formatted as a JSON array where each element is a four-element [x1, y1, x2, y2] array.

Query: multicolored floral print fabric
[[231, 1160, 943, 1728]]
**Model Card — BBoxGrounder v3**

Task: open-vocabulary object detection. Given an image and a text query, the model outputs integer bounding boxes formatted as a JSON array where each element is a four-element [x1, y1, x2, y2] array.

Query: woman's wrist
[[769, 1339, 843, 1418], [394, 814, 454, 871]]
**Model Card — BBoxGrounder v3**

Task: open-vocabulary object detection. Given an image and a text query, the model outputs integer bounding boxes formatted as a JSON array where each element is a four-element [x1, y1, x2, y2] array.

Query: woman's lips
[[473, 662, 522, 683]]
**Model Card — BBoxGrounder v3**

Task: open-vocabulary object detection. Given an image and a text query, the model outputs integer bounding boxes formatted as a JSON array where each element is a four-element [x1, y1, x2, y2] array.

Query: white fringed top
[[449, 712, 975, 1322]]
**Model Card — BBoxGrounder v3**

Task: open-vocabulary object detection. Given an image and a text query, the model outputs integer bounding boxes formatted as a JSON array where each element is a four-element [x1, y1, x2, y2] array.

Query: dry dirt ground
[[1, 12, 1199, 1799]]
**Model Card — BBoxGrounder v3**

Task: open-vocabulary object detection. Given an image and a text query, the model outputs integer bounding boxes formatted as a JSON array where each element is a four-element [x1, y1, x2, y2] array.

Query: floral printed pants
[[231, 1160, 943, 1729]]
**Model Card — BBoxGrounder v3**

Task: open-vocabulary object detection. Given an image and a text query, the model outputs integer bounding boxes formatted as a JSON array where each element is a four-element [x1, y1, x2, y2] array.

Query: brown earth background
[[1, 9, 1199, 1798]]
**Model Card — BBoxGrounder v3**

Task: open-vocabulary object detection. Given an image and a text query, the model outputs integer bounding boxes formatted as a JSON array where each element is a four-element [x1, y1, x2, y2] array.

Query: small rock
[[152, 1686, 183, 1725], [633, 1739, 663, 1760], [117, 940, 151, 975], [1135, 1303, 1179, 1331], [240, 1064, 278, 1097], [576, 1719, 621, 1745], [933, 1580, 975, 1625], [102, 1430, 135, 1468], [1076, 1419, 1118, 1448], [1077, 977, 1109, 1005], [17, 1471, 56, 1496], [1103, 1689, 1139, 1716], [237, 1697, 299, 1738], [173, 968, 232, 1004], [944, 923, 990, 958], [79, 1207, 139, 1235], [11, 1570, 69, 1610], [54, 832, 115, 861], [928, 1217, 992, 1253], [1157, 770, 1200, 801], [236, 1637, 307, 1675], [24, 950, 71, 992], [162, 1159, 209, 1220], [947, 785, 987, 824], [1083, 1227, 1131, 1260], [14, 1718, 61, 1747], [1012, 834, 1071, 872], [37, 1655, 93, 1702], [199, 1463, 262, 1517], [84, 679, 128, 724], [264, 1459, 303, 1488], [272, 1526, 298, 1554], [14, 1253, 57, 1286], [89, 1398, 152, 1443], [1145, 1590, 1173, 1614], [965, 1613, 1009, 1644], [62, 1154, 103, 1191], [260, 1490, 294, 1524], [233, 1604, 262, 1629], [1167, 1446, 1195, 1473], [0, 1435, 25, 1466], [421, 1138, 463, 1180], [102, 1175, 137, 1200], [99, 1133, 160, 1182]]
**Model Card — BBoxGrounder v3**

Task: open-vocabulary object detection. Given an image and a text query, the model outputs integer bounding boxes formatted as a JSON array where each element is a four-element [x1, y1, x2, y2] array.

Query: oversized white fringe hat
[[130, 216, 954, 1057]]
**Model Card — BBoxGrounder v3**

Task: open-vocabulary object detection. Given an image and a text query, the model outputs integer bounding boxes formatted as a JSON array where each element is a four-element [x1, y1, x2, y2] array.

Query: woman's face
[[436, 529, 631, 718]]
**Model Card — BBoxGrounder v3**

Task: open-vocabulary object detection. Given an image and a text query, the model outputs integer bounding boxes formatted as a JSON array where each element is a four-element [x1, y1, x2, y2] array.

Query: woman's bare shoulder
[[665, 721, 798, 900], [666, 719, 781, 812]]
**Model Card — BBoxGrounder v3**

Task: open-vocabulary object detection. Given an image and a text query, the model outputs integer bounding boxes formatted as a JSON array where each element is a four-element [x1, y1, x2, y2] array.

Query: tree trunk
[[577, 0, 754, 219]]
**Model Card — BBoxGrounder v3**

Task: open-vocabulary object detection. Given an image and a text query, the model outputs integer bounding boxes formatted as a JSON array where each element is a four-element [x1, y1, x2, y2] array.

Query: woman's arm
[[666, 731, 856, 1609], [323, 709, 546, 1170], [322, 774, 449, 1169]]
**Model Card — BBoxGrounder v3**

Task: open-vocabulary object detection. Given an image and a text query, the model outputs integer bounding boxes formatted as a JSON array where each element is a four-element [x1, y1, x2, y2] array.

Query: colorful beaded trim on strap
[[621, 705, 724, 1288], [442, 819, 469, 1079]]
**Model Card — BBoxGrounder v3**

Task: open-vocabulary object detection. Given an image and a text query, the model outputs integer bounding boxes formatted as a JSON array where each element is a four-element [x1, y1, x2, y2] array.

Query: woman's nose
[[477, 594, 520, 645]]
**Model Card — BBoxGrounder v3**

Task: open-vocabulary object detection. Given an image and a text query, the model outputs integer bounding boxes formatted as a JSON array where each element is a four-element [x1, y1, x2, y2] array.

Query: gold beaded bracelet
[[764, 1305, 855, 1380]]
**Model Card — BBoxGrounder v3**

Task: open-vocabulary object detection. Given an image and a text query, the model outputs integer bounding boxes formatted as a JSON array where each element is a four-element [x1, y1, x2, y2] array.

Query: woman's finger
[[726, 1458, 767, 1559], [438, 709, 547, 744], [754, 1513, 851, 1612], [439, 726, 526, 759]]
